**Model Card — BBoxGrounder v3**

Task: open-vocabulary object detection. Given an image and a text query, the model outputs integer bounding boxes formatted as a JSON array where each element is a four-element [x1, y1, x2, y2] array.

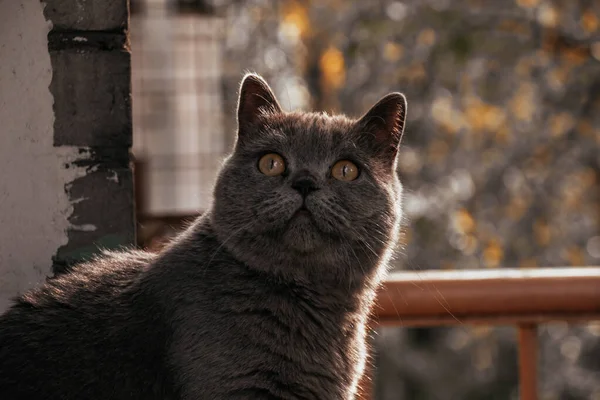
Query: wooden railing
[[360, 267, 600, 400]]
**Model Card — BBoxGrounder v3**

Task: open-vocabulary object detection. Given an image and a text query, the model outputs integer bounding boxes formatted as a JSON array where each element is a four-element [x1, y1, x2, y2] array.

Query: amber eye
[[331, 160, 359, 181], [258, 153, 286, 176]]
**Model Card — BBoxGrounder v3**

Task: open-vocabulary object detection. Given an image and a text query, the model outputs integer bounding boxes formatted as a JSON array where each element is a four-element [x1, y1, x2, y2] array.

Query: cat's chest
[[170, 288, 362, 399], [219, 287, 355, 356]]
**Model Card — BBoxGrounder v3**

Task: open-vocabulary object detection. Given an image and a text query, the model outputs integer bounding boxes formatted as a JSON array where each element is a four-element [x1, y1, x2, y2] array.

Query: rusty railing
[[360, 267, 600, 400]]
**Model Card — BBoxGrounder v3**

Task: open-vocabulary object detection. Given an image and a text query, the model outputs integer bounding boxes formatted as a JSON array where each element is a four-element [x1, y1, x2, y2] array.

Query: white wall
[[0, 0, 81, 312]]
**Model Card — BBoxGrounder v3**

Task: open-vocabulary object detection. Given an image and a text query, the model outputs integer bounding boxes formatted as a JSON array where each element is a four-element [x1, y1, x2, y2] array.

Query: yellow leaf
[[453, 209, 475, 233], [582, 10, 599, 33], [562, 46, 589, 66], [483, 239, 504, 268], [565, 247, 585, 266], [534, 219, 551, 246], [281, 1, 310, 39], [431, 96, 465, 135], [549, 112, 575, 137], [464, 98, 506, 132], [510, 83, 536, 122], [462, 235, 478, 256], [383, 42, 404, 62], [417, 29, 436, 47], [320, 46, 345, 89]]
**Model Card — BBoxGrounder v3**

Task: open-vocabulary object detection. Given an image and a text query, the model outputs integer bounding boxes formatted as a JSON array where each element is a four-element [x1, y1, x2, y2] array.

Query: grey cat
[[0, 74, 407, 399]]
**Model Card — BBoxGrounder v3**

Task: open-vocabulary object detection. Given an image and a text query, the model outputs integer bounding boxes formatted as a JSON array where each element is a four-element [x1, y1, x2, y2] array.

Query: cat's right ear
[[356, 92, 407, 164], [237, 73, 282, 136]]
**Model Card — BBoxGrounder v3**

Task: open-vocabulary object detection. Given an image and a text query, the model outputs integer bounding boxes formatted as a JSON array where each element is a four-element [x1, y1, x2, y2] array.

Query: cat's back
[[0, 250, 176, 400]]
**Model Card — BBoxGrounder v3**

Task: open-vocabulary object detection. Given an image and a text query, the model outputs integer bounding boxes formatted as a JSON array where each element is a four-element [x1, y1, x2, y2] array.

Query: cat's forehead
[[262, 111, 358, 152], [270, 111, 354, 133]]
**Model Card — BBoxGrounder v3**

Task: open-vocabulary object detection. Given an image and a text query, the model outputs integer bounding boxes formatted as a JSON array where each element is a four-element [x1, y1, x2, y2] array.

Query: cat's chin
[[282, 212, 325, 253]]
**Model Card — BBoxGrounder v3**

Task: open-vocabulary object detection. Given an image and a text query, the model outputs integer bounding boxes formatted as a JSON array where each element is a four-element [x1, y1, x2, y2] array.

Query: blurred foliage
[[220, 0, 600, 399]]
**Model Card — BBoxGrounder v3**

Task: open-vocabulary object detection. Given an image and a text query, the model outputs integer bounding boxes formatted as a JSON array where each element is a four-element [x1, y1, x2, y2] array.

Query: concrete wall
[[0, 0, 134, 312]]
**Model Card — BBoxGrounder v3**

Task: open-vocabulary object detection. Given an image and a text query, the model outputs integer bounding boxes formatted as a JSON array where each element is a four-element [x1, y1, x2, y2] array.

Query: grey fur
[[0, 74, 407, 400]]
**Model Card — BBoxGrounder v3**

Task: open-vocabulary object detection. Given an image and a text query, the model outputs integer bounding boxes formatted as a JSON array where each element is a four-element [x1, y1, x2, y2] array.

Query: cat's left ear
[[356, 92, 407, 163], [237, 73, 282, 136]]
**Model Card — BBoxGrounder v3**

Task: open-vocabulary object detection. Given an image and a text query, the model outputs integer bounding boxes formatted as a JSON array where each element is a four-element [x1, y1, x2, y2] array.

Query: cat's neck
[[164, 213, 381, 312]]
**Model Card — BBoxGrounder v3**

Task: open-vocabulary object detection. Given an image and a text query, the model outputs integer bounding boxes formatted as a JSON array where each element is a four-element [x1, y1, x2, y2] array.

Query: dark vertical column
[[43, 0, 135, 272]]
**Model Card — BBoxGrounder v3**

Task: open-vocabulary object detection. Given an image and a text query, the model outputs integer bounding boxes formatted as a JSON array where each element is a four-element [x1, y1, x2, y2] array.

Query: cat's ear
[[356, 92, 407, 162], [237, 73, 282, 134]]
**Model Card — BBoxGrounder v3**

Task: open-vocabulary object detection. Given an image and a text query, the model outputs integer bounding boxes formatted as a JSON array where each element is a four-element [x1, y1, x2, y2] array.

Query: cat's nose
[[291, 172, 319, 197]]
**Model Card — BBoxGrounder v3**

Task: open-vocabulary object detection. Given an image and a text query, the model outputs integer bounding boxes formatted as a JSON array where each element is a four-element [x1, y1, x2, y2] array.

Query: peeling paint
[[70, 224, 98, 232], [70, 196, 90, 205], [107, 170, 120, 183]]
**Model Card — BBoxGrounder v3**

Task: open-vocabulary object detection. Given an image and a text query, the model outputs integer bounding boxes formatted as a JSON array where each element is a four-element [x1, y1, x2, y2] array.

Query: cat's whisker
[[204, 219, 257, 271], [346, 242, 366, 292]]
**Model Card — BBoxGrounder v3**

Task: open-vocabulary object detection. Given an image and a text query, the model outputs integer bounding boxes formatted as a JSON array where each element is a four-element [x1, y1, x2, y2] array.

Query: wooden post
[[518, 324, 538, 400]]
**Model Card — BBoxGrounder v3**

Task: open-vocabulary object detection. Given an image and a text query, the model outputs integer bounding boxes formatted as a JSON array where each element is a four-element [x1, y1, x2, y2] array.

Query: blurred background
[[129, 0, 600, 398]]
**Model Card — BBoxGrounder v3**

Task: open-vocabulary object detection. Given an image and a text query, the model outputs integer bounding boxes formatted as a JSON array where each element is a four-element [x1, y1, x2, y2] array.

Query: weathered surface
[[43, 0, 128, 32], [50, 47, 132, 147], [54, 164, 134, 273], [43, 0, 135, 272]]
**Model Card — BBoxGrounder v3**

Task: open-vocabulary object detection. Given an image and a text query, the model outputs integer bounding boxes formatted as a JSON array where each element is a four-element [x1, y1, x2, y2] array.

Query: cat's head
[[212, 74, 406, 284]]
